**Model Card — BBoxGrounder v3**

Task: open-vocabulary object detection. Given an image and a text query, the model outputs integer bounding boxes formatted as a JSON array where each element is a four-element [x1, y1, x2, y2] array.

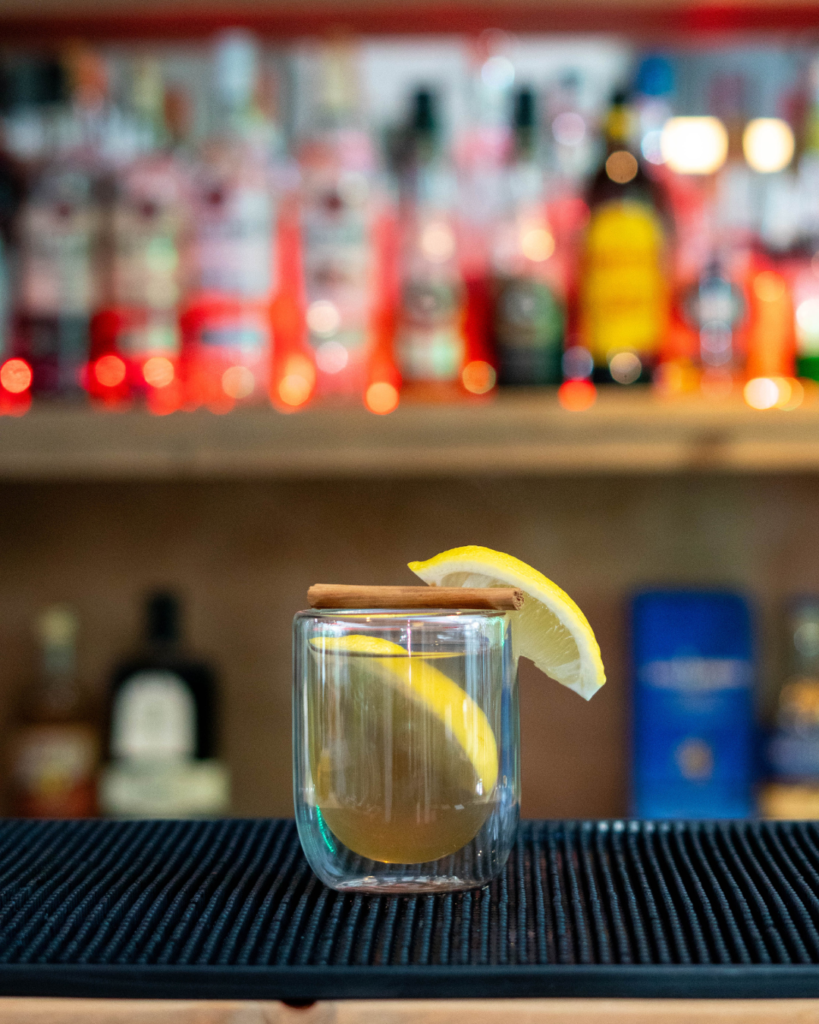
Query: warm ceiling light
[[743, 118, 794, 173], [660, 117, 728, 175]]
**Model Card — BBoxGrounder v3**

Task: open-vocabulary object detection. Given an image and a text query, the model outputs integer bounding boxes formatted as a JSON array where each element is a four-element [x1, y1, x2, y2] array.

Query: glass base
[[335, 873, 488, 894], [296, 798, 519, 894]]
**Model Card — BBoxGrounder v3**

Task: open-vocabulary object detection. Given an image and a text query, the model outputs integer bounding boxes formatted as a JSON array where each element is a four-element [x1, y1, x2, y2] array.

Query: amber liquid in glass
[[307, 649, 498, 864]]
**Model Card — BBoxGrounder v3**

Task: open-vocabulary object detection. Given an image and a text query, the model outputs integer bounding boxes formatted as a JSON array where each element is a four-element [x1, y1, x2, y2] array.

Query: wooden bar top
[[3, 1000, 819, 1023]]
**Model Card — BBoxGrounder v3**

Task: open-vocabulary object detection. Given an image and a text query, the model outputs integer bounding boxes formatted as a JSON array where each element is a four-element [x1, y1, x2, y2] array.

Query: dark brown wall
[[0, 473, 814, 818]]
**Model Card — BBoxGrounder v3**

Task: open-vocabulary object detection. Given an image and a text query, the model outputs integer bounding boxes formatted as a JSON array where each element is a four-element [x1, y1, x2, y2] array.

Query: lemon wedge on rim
[[408, 545, 605, 700], [310, 635, 499, 795]]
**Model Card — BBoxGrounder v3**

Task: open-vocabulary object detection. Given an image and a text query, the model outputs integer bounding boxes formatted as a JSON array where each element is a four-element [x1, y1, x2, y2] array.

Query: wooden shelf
[[1, 0, 818, 40], [2, 390, 819, 480]]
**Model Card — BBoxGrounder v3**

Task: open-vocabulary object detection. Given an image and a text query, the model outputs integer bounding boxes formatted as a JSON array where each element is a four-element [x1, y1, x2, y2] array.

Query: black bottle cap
[[411, 88, 437, 137], [147, 592, 181, 645], [0, 57, 67, 114], [513, 87, 536, 131]]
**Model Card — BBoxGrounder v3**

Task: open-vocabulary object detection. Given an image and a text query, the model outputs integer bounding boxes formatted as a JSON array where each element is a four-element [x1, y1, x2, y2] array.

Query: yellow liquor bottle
[[579, 92, 669, 384]]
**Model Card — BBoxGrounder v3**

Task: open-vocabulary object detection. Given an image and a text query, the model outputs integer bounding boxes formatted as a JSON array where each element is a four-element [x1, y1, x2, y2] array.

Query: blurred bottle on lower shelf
[[100, 592, 229, 819], [9, 606, 99, 818], [631, 590, 755, 819], [760, 597, 819, 819]]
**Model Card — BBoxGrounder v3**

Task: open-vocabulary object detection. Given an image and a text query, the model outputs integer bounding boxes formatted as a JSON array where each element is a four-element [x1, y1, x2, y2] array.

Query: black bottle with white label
[[100, 593, 229, 818]]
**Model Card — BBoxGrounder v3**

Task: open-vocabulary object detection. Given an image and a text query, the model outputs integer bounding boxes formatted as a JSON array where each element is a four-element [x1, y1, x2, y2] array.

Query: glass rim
[[294, 607, 509, 621]]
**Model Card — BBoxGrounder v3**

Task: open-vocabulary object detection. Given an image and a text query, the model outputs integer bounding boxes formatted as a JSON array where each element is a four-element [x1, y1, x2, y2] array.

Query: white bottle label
[[196, 184, 275, 299], [111, 670, 196, 760], [100, 759, 229, 818]]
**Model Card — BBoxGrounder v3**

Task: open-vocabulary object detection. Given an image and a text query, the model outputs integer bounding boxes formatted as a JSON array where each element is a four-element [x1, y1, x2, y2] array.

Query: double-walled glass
[[293, 609, 519, 893]]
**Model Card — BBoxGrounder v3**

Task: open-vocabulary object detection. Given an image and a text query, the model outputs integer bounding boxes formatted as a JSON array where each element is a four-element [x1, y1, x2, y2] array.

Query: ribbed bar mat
[[2, 818, 819, 1000]]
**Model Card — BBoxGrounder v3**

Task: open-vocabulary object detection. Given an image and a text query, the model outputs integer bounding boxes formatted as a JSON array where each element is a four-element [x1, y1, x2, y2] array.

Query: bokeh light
[[520, 227, 555, 263], [743, 118, 794, 173], [661, 117, 728, 175], [481, 55, 515, 90], [94, 354, 127, 388], [221, 365, 255, 400], [315, 340, 349, 374], [605, 151, 638, 184], [609, 351, 643, 385], [279, 374, 312, 407], [744, 377, 780, 409], [143, 356, 175, 389], [278, 354, 315, 408], [420, 222, 456, 263], [562, 346, 594, 381], [552, 111, 586, 147], [365, 381, 399, 415], [773, 377, 804, 410], [0, 358, 32, 394], [306, 300, 341, 337], [753, 271, 786, 302], [462, 360, 497, 395], [558, 379, 597, 411]]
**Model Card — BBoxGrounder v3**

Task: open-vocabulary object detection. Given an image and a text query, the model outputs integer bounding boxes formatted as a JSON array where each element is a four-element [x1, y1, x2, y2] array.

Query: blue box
[[631, 591, 755, 819]]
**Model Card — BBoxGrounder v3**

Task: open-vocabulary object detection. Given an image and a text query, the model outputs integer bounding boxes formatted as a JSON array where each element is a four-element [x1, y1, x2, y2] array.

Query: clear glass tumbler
[[293, 609, 519, 893]]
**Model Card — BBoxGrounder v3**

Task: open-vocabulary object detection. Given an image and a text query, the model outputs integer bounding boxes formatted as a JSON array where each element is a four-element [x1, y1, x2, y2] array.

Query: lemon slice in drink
[[309, 635, 499, 862], [408, 545, 605, 700], [311, 635, 498, 793]]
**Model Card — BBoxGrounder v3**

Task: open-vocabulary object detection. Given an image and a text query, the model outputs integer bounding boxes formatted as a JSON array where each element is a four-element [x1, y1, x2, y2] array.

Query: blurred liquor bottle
[[88, 58, 189, 413], [791, 258, 819, 382], [680, 254, 747, 396], [631, 55, 675, 170], [492, 87, 564, 387], [182, 31, 278, 411], [455, 34, 516, 394], [0, 62, 27, 396], [787, 61, 819, 383], [760, 598, 819, 819], [545, 70, 596, 194], [9, 606, 99, 818], [631, 591, 755, 819], [395, 88, 467, 396], [579, 91, 669, 386], [100, 593, 229, 819], [12, 52, 104, 398], [297, 38, 384, 402]]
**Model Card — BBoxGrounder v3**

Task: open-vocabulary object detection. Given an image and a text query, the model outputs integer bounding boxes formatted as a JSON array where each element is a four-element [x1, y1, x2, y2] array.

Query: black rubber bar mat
[[1, 818, 819, 999]]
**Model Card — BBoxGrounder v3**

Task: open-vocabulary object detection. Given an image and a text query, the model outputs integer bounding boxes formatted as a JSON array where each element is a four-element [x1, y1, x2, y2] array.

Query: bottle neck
[[604, 104, 634, 154], [790, 608, 819, 679], [146, 635, 180, 661], [37, 639, 80, 714]]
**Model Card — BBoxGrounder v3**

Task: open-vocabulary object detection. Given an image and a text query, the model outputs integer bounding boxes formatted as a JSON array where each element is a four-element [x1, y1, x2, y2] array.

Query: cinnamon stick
[[307, 584, 523, 610]]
